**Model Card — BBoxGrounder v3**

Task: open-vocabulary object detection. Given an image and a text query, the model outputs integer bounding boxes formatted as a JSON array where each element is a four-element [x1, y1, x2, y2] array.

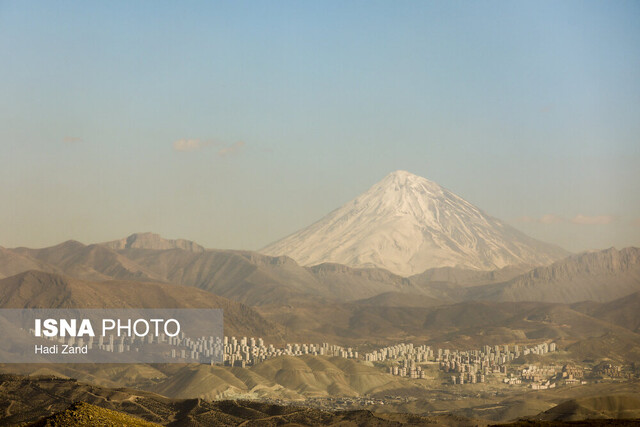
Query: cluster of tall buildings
[[593, 363, 631, 379], [521, 365, 586, 389], [520, 364, 561, 382], [439, 348, 492, 385], [452, 371, 485, 384], [31, 326, 560, 382], [388, 359, 427, 379], [364, 343, 431, 363], [364, 343, 556, 384], [221, 336, 358, 367], [30, 329, 224, 363], [363, 341, 557, 384], [167, 334, 222, 362], [364, 342, 555, 364], [440, 343, 557, 384]]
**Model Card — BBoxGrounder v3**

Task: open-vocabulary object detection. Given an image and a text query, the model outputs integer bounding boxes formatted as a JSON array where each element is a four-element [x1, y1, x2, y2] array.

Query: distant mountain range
[[261, 171, 568, 276], [1, 235, 430, 305], [1, 235, 639, 306], [1, 236, 639, 359]]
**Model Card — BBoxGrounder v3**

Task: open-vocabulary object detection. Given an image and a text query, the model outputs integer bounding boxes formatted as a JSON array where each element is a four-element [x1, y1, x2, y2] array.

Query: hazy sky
[[1, 1, 639, 253]]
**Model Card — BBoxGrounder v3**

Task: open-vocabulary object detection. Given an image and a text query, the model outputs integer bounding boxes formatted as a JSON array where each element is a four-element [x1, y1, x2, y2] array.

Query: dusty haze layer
[[262, 171, 568, 276]]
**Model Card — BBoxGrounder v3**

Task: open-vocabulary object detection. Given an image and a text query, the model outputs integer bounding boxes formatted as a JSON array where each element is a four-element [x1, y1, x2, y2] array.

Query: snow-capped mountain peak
[[261, 171, 568, 276]]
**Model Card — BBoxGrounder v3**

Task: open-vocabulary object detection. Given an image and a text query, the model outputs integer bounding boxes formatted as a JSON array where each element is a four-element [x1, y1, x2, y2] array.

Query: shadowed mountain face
[[0, 270, 285, 341], [261, 170, 568, 276], [465, 247, 640, 303]]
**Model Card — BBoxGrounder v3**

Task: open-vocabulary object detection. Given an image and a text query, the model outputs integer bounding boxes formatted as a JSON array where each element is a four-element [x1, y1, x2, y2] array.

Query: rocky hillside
[[467, 247, 640, 303], [0, 270, 285, 342]]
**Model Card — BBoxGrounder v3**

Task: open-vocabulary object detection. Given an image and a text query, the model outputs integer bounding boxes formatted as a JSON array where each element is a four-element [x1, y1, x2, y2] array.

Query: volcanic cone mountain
[[262, 171, 568, 276]]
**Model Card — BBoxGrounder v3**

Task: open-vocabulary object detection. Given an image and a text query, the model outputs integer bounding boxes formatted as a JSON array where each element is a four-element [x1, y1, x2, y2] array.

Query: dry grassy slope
[[0, 374, 480, 426], [30, 401, 160, 427], [420, 301, 631, 338], [2, 370, 638, 424], [256, 302, 431, 345], [150, 355, 418, 400], [503, 378, 640, 420], [1, 358, 405, 403], [0, 375, 174, 426], [0, 270, 285, 341], [366, 378, 640, 423], [572, 291, 640, 333], [11, 241, 164, 283], [371, 382, 640, 427], [467, 247, 640, 304], [352, 291, 443, 307], [0, 363, 171, 391], [566, 331, 640, 363], [0, 247, 59, 279], [151, 364, 261, 401], [257, 298, 640, 359], [412, 300, 640, 356], [534, 395, 640, 421]]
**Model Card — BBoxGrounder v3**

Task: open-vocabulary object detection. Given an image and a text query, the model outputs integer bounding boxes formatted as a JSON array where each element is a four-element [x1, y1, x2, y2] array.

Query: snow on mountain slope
[[261, 170, 568, 276]]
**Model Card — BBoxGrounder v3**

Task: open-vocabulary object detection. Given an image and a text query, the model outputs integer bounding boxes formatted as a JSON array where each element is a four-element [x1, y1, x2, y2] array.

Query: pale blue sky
[[1, 1, 639, 252]]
